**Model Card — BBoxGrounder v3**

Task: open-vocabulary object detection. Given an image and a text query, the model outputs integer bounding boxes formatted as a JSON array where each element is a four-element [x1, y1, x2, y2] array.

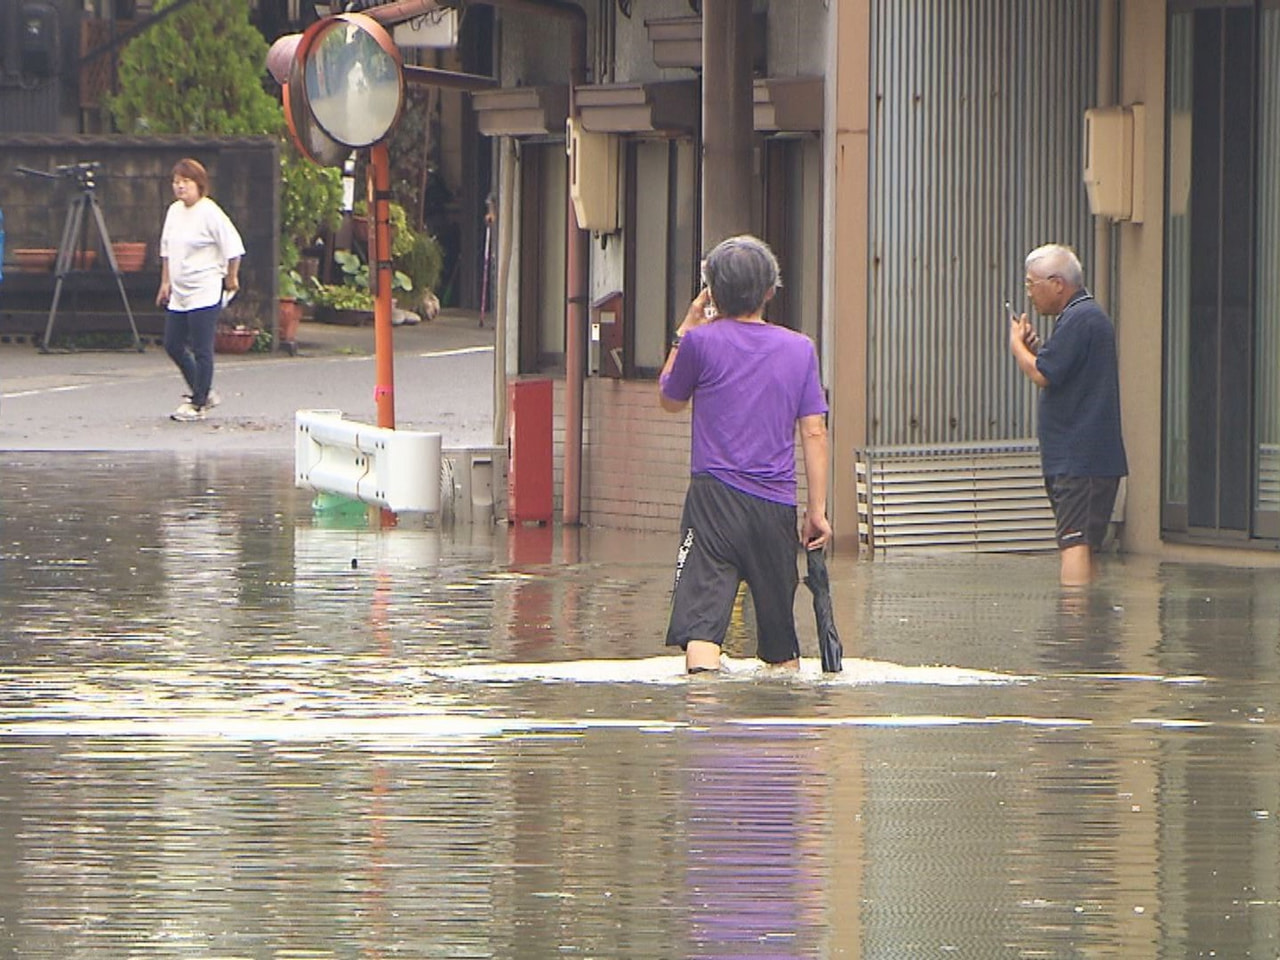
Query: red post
[[507, 378, 554, 523], [370, 142, 395, 430]]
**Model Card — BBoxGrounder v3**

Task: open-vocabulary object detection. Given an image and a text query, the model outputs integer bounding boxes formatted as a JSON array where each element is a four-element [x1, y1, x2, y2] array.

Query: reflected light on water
[[3, 454, 1280, 957]]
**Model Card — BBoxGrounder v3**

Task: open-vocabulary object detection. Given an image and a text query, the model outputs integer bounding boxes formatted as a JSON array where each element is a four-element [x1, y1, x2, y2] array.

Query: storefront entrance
[[1163, 1, 1280, 542]]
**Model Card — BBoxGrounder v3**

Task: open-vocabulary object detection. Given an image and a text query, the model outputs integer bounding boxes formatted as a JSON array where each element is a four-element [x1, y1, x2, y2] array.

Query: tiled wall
[[543, 378, 815, 535]]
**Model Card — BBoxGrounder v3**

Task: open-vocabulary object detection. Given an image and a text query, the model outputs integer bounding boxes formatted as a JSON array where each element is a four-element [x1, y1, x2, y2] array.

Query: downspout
[[1094, 0, 1118, 311], [493, 136, 517, 449]]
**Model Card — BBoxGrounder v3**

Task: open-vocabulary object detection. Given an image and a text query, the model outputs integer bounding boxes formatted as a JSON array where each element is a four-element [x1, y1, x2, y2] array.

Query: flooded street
[[4, 453, 1280, 957]]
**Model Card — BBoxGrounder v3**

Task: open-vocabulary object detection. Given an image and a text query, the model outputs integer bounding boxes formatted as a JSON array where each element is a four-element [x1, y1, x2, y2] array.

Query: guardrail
[[295, 409, 442, 514]]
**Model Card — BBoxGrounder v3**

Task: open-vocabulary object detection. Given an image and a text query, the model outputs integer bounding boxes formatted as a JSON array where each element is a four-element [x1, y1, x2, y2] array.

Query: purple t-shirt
[[660, 319, 828, 505]]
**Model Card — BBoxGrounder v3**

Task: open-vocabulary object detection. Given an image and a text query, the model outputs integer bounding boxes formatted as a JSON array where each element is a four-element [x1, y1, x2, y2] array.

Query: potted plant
[[353, 201, 445, 319], [213, 299, 261, 353], [312, 251, 413, 325], [215, 322, 260, 353], [311, 279, 376, 326], [279, 146, 342, 338], [276, 266, 307, 350]]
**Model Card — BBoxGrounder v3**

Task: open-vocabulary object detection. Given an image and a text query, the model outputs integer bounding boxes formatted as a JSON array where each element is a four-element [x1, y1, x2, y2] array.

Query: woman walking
[[156, 157, 244, 422]]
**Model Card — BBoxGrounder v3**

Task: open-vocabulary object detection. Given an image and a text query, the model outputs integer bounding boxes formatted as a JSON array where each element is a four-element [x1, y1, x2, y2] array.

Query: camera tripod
[[17, 164, 143, 353]]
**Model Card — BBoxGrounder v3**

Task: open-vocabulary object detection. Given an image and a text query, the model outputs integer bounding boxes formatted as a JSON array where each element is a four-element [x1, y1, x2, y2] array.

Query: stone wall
[[0, 135, 278, 339]]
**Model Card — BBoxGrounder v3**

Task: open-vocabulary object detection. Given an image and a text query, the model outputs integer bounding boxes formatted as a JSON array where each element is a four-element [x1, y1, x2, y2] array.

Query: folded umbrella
[[804, 547, 843, 673]]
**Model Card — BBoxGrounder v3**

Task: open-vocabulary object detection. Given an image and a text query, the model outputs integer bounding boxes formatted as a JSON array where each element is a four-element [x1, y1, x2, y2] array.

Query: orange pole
[[370, 142, 396, 430]]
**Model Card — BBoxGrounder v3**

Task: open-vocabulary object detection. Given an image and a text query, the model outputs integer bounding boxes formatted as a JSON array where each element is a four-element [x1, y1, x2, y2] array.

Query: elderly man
[[659, 235, 832, 673], [1009, 243, 1128, 586]]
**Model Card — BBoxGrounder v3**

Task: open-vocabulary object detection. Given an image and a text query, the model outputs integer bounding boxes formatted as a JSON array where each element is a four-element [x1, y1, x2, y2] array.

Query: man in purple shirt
[[659, 235, 832, 673]]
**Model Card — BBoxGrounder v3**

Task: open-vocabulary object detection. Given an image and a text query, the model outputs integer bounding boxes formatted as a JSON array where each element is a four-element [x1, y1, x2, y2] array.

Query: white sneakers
[[170, 389, 220, 422], [170, 401, 205, 422]]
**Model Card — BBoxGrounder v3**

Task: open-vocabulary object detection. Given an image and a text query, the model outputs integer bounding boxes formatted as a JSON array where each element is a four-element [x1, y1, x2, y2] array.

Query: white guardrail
[[295, 409, 442, 514]]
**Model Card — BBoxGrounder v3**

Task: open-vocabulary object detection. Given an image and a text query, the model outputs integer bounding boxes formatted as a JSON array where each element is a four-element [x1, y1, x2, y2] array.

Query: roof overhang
[[753, 77, 823, 134], [470, 85, 569, 136], [575, 81, 698, 136]]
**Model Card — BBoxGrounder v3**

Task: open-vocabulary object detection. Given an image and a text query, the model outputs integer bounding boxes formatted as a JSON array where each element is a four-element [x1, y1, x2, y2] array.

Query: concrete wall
[[1115, 0, 1167, 558]]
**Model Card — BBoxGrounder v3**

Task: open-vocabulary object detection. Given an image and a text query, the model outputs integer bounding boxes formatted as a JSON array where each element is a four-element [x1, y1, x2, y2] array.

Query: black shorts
[[1044, 475, 1120, 551], [665, 474, 800, 664]]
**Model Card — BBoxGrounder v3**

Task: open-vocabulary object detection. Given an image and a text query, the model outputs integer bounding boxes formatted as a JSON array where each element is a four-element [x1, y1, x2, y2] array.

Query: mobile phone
[[703, 289, 718, 321], [1004, 300, 1017, 322]]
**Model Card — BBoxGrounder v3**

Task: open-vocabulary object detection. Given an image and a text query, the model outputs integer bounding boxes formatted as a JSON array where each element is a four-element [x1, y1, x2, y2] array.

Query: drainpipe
[[1094, 0, 1118, 312], [701, 0, 754, 246], [367, 0, 589, 524]]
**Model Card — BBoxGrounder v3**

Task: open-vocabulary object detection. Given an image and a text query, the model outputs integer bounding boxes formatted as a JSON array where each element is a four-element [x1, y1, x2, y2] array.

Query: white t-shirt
[[159, 196, 246, 312]]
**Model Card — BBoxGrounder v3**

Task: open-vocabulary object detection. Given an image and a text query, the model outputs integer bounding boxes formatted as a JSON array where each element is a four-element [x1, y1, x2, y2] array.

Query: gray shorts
[[665, 474, 800, 664]]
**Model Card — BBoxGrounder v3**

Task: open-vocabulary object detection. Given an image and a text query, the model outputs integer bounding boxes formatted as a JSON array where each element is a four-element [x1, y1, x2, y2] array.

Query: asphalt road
[[0, 311, 498, 454]]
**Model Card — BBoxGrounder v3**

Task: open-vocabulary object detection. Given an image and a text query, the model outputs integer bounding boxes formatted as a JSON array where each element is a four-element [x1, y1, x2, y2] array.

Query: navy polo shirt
[[1034, 290, 1128, 478]]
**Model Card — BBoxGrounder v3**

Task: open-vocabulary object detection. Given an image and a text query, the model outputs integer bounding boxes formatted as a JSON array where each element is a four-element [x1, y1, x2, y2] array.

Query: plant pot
[[13, 248, 56, 272], [214, 326, 259, 354], [278, 297, 303, 343], [111, 241, 147, 272], [314, 305, 374, 326]]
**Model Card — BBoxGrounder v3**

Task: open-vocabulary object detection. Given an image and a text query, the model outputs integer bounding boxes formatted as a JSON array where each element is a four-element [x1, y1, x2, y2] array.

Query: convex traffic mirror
[[275, 12, 404, 165]]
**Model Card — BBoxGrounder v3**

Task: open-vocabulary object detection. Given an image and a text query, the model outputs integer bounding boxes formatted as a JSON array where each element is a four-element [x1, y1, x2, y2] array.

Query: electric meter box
[[1083, 104, 1145, 223], [566, 117, 618, 233]]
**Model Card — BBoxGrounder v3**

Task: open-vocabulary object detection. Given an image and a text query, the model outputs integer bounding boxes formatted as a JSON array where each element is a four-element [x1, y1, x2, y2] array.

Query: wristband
[[670, 336, 682, 349]]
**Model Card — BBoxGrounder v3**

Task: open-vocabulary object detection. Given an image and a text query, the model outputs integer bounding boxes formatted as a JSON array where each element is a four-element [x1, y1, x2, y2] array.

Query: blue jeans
[[163, 305, 219, 406]]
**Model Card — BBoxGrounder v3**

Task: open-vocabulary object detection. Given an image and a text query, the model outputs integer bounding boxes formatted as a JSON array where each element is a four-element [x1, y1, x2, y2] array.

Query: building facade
[[477, 0, 1280, 567]]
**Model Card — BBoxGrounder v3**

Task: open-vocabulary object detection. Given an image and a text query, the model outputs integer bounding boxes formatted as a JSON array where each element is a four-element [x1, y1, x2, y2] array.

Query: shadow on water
[[3, 453, 1280, 956]]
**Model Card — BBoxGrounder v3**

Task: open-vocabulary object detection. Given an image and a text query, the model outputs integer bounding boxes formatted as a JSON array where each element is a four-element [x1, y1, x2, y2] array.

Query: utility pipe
[[370, 141, 396, 429], [404, 64, 498, 92], [1094, 0, 1118, 313], [360, 0, 444, 27]]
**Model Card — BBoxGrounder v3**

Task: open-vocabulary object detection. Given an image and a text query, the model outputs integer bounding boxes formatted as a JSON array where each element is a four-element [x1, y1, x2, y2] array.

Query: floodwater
[[3, 454, 1280, 958]]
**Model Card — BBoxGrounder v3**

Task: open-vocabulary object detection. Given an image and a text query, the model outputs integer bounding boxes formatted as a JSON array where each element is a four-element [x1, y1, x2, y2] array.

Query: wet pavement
[[4, 323, 1280, 957], [0, 310, 497, 453]]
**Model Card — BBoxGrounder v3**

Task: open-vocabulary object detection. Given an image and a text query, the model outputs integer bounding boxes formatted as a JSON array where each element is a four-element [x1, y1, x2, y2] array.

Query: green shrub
[[281, 147, 342, 272], [107, 0, 281, 136], [398, 232, 444, 303]]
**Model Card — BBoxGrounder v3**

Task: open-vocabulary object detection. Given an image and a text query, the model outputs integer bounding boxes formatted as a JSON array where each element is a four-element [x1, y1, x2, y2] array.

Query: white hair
[[1025, 244, 1084, 289]]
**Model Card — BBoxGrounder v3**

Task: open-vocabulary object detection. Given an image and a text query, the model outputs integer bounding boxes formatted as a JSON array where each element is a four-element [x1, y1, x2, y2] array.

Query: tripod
[[21, 164, 143, 353]]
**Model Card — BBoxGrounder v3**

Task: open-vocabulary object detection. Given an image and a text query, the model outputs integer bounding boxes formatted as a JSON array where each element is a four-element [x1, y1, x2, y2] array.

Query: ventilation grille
[[1256, 444, 1280, 515], [856, 442, 1056, 555]]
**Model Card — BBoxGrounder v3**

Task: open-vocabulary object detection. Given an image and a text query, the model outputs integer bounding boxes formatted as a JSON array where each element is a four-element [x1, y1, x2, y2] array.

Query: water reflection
[[681, 714, 827, 958], [5, 454, 1280, 956]]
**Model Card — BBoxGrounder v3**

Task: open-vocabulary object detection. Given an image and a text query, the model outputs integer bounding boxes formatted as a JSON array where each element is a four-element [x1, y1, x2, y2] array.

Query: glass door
[[1163, 3, 1258, 539]]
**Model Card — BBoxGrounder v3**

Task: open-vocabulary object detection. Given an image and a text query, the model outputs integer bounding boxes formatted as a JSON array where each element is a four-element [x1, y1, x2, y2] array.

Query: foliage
[[353, 200, 416, 260], [278, 267, 309, 302], [280, 145, 342, 272], [350, 200, 444, 310], [310, 281, 375, 312], [333, 250, 413, 296], [397, 232, 444, 306], [107, 0, 281, 136]]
